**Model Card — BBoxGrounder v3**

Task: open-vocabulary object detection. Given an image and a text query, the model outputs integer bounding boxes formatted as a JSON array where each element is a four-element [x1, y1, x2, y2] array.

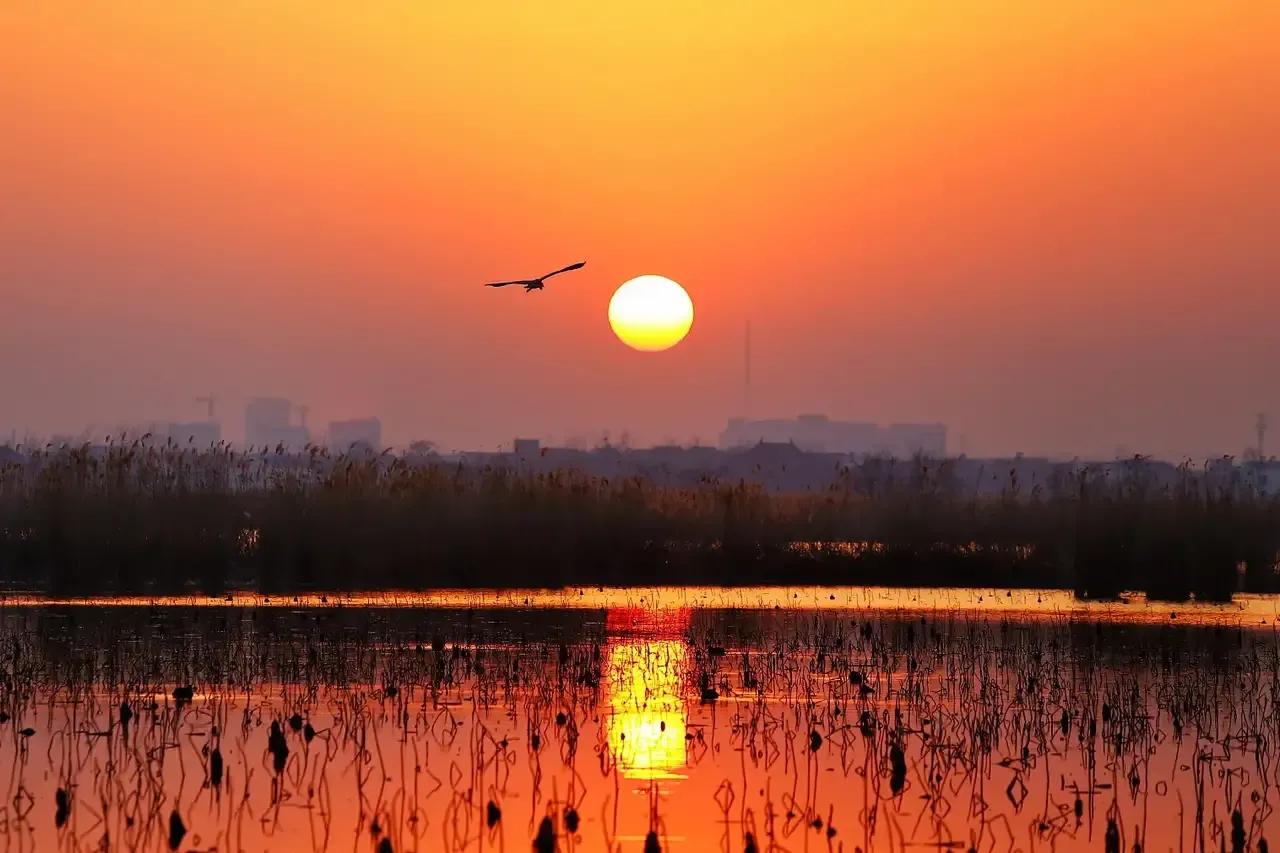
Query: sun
[[608, 275, 694, 352]]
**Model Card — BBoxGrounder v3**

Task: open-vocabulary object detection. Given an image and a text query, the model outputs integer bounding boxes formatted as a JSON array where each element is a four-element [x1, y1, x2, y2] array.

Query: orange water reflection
[[0, 601, 1273, 851]]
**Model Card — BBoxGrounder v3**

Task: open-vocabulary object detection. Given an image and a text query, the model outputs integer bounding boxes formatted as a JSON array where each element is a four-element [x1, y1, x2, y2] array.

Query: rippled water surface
[[0, 587, 1278, 851]]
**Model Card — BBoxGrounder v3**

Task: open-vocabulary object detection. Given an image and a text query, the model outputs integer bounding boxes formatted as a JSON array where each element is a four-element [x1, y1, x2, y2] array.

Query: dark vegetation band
[[2, 444, 1278, 601]]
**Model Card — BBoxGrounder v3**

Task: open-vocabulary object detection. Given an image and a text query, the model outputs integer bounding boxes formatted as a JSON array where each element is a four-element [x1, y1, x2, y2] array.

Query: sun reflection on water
[[605, 610, 691, 779], [607, 640, 688, 779]]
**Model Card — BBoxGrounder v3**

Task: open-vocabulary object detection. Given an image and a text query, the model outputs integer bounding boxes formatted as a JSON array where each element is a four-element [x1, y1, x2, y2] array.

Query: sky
[[2, 2, 1279, 458]]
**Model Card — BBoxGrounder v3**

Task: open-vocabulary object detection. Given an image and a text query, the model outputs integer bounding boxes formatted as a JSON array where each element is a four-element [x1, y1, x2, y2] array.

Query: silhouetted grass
[[2, 443, 1279, 600]]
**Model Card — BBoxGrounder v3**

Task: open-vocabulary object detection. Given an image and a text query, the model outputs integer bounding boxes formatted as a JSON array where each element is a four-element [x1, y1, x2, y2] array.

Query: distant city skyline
[[2, 395, 1273, 463]]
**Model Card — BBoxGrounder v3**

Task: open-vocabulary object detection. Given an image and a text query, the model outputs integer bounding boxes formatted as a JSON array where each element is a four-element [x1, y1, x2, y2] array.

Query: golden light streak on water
[[3, 586, 1280, 627], [606, 640, 689, 779]]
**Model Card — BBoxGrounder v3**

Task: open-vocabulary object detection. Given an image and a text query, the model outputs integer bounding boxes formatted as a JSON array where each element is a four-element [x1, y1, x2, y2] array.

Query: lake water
[[0, 586, 1277, 851]]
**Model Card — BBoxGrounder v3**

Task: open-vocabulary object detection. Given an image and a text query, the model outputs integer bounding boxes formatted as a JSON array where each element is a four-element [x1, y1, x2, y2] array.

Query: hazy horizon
[[4, 3, 1278, 460], [0, 401, 1269, 462]]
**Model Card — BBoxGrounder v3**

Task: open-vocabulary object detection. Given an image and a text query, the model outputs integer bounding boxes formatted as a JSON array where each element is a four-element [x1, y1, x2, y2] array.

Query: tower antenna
[[743, 320, 752, 419], [1257, 412, 1269, 460]]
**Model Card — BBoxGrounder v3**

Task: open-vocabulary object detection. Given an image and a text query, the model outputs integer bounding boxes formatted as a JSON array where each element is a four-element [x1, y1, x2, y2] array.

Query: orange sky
[[2, 3, 1278, 457]]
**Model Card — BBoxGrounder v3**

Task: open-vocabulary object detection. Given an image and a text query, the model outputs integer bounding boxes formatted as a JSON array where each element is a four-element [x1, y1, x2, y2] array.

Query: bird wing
[[540, 261, 586, 281], [485, 279, 535, 288]]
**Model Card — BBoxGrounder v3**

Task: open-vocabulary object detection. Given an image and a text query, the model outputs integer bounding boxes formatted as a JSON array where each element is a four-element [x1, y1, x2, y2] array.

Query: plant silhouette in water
[[0, 600, 1272, 850]]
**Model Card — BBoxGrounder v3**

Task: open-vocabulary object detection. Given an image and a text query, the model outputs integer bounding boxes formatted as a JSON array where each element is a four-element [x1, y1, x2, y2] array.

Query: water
[[0, 587, 1277, 851]]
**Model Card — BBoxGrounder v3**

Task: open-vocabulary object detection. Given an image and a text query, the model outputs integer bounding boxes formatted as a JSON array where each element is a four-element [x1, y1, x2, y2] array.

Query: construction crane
[[296, 405, 310, 430], [195, 395, 216, 420]]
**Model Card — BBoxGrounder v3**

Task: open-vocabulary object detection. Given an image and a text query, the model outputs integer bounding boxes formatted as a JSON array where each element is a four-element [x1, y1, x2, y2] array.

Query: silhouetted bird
[[485, 262, 585, 292]]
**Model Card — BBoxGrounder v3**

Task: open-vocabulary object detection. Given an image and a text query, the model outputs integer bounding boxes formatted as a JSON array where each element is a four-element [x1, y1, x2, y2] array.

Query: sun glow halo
[[608, 275, 693, 352]]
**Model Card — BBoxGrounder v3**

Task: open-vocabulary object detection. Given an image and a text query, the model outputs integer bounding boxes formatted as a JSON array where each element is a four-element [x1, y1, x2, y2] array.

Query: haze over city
[[4, 3, 1279, 459]]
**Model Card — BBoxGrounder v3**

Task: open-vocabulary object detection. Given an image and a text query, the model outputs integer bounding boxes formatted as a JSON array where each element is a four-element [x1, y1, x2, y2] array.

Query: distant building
[[168, 421, 221, 448], [329, 417, 382, 453], [513, 438, 541, 459], [245, 398, 309, 450], [885, 423, 948, 457], [720, 414, 946, 457]]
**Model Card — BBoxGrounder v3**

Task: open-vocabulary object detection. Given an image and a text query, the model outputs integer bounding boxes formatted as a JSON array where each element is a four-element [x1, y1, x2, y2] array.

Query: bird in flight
[[485, 261, 585, 292]]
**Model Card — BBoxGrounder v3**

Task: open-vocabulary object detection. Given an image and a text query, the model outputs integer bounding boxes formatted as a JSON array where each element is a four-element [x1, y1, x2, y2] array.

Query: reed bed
[[2, 443, 1279, 600]]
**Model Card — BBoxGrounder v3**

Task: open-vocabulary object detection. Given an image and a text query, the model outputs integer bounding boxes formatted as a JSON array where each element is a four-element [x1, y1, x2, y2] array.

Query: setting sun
[[608, 275, 694, 352]]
